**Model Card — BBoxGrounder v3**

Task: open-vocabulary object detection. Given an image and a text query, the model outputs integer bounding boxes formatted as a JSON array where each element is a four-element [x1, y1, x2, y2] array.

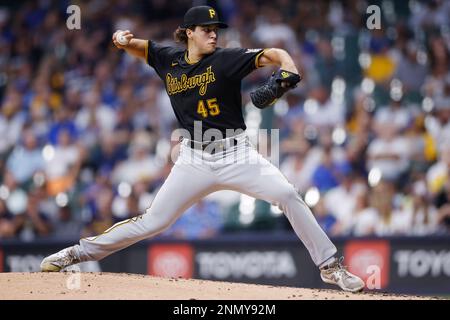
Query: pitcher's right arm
[[112, 30, 147, 61]]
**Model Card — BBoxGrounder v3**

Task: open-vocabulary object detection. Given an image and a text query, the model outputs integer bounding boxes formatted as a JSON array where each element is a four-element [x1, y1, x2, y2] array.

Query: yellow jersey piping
[[184, 51, 199, 65], [255, 49, 267, 69]]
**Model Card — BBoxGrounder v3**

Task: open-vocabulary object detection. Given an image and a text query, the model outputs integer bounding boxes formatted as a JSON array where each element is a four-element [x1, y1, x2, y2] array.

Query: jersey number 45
[[197, 98, 220, 118]]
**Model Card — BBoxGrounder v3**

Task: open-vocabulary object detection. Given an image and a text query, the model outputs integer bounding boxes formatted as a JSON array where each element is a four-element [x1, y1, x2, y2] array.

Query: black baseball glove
[[250, 69, 302, 109]]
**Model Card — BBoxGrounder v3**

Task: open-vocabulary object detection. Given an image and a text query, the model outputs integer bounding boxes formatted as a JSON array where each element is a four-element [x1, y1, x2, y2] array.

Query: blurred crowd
[[0, 0, 449, 242]]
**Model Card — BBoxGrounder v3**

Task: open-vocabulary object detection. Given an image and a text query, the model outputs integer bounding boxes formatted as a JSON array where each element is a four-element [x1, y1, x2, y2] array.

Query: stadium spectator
[[394, 41, 427, 94], [304, 86, 345, 128], [81, 187, 115, 238], [111, 130, 164, 186], [311, 146, 351, 193], [0, 198, 19, 238], [5, 127, 44, 188], [75, 88, 117, 148], [85, 132, 128, 174], [350, 191, 378, 236], [423, 36, 450, 98], [0, 87, 26, 157], [365, 30, 396, 84], [408, 178, 439, 235], [311, 199, 337, 236], [324, 171, 366, 235], [369, 180, 412, 236], [50, 205, 82, 240], [424, 95, 450, 153], [367, 121, 410, 181], [279, 136, 313, 193], [15, 189, 52, 240], [374, 98, 413, 133], [44, 128, 84, 196]]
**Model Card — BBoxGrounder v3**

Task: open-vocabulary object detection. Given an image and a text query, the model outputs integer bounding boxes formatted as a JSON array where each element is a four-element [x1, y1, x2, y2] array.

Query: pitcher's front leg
[[221, 150, 337, 266]]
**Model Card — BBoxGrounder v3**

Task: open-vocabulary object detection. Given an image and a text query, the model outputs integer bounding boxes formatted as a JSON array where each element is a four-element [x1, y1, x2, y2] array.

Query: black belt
[[188, 138, 239, 154]]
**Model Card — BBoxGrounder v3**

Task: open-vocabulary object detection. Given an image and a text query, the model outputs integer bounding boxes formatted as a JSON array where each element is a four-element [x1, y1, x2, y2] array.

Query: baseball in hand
[[117, 31, 129, 46]]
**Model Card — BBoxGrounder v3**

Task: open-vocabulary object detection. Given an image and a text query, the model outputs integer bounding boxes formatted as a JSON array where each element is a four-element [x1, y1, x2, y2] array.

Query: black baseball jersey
[[145, 40, 265, 139]]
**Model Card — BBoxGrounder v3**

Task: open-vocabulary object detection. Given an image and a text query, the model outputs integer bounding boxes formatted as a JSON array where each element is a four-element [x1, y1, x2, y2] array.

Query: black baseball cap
[[180, 6, 228, 29]]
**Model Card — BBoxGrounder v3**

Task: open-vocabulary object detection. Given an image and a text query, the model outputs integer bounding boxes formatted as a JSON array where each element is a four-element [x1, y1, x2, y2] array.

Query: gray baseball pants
[[75, 133, 337, 266]]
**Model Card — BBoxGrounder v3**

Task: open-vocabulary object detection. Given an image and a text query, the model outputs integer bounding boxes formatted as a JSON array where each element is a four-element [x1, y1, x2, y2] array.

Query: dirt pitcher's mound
[[0, 272, 438, 300]]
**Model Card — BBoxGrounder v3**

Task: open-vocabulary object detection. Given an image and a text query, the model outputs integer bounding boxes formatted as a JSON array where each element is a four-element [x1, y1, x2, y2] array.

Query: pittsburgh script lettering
[[166, 66, 216, 96]]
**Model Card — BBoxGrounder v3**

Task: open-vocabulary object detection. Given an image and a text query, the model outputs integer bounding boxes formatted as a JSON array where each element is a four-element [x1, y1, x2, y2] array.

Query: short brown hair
[[173, 26, 194, 44]]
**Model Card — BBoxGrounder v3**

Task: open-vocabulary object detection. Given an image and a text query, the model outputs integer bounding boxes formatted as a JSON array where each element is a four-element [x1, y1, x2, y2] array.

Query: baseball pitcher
[[41, 6, 364, 293]]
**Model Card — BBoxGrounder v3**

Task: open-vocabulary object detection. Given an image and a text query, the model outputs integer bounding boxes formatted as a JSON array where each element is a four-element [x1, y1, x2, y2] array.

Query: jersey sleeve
[[145, 40, 180, 73], [220, 48, 266, 80]]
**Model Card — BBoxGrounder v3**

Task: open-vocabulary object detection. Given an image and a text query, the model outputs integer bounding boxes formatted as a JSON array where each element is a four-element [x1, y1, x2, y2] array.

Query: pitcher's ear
[[186, 26, 196, 38]]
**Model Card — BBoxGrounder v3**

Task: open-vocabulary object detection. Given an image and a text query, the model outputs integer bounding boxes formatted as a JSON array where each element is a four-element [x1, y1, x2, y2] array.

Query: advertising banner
[[1, 236, 449, 295]]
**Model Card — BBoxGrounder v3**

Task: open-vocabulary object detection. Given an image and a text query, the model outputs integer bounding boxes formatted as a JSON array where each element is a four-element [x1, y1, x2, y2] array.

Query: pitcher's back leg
[[76, 161, 218, 261]]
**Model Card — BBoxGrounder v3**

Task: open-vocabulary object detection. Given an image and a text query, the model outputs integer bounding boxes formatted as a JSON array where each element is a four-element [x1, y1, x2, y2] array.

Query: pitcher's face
[[188, 25, 219, 54]]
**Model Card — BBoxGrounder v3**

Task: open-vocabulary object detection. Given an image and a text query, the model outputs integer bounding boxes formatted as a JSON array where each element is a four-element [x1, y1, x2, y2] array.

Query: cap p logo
[[281, 71, 289, 78], [209, 9, 216, 19]]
